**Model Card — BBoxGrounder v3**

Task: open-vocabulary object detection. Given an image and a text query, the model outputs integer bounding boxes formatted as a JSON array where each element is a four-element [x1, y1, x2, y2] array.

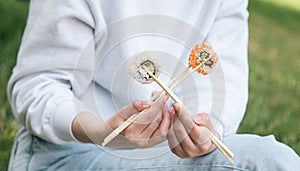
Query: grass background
[[0, 0, 299, 169]]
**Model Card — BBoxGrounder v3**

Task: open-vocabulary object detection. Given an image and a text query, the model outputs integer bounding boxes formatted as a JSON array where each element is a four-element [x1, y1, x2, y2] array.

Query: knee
[[224, 134, 300, 170]]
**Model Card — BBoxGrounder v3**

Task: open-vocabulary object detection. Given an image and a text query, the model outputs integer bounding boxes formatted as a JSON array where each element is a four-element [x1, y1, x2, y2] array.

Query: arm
[[7, 0, 96, 144], [8, 0, 171, 146]]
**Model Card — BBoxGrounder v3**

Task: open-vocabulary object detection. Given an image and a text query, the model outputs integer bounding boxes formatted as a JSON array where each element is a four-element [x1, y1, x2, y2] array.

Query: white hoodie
[[7, 0, 249, 144]]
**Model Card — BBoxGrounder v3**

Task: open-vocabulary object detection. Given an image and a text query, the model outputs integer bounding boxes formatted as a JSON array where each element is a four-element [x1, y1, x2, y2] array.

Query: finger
[[151, 90, 164, 102], [125, 96, 168, 138], [134, 95, 168, 125], [117, 100, 151, 120], [140, 117, 162, 138], [149, 105, 172, 144], [108, 100, 149, 129], [169, 143, 187, 158], [124, 96, 168, 140], [152, 95, 169, 112], [157, 105, 172, 133], [173, 105, 211, 147], [169, 107, 176, 123], [192, 126, 216, 155], [173, 103, 194, 134], [186, 123, 209, 145], [148, 131, 167, 147], [167, 113, 180, 149], [173, 119, 200, 155], [173, 118, 214, 156], [122, 120, 162, 148], [132, 100, 152, 112], [151, 90, 158, 97], [173, 104, 212, 142], [192, 113, 214, 143], [147, 105, 171, 146], [123, 100, 170, 148], [193, 113, 214, 131], [168, 126, 186, 158], [150, 105, 171, 139], [188, 126, 215, 155]]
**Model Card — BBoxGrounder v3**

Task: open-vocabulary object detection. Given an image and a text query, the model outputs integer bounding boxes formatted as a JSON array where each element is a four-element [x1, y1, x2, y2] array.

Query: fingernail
[[164, 104, 168, 111], [192, 114, 202, 124], [173, 103, 180, 112], [164, 95, 169, 101], [151, 90, 157, 96], [169, 107, 175, 115], [163, 105, 168, 113], [192, 114, 207, 125]]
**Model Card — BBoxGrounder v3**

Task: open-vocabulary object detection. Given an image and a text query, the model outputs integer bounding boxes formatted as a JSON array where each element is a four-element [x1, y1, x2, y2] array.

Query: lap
[[9, 129, 300, 171]]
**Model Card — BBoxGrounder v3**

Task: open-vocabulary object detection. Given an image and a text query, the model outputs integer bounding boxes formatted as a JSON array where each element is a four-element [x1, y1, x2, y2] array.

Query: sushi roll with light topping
[[129, 52, 162, 84]]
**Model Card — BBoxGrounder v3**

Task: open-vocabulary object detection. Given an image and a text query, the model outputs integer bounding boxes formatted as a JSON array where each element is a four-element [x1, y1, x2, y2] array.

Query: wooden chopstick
[[102, 64, 203, 146], [151, 66, 190, 101], [201, 127, 234, 164], [102, 109, 147, 146], [146, 71, 234, 163]]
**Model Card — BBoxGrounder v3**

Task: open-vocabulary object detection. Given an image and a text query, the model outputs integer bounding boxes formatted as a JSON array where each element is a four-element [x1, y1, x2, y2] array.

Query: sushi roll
[[128, 51, 162, 84], [188, 43, 218, 75]]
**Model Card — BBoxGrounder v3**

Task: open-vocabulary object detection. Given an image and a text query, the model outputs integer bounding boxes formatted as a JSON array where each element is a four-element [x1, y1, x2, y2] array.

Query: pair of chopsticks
[[102, 62, 234, 163], [101, 64, 202, 147]]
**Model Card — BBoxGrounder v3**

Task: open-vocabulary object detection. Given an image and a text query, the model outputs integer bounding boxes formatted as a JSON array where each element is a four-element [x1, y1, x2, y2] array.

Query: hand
[[106, 95, 171, 148], [72, 95, 171, 147], [167, 103, 218, 158]]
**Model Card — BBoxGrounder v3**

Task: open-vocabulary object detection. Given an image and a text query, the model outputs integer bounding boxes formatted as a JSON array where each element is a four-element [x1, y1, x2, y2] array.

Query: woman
[[7, 0, 300, 170]]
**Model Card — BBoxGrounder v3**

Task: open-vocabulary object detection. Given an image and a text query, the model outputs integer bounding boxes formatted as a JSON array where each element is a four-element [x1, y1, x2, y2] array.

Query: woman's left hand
[[168, 103, 219, 158]]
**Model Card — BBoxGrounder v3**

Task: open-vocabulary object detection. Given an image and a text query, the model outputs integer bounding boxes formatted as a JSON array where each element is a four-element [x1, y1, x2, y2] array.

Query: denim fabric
[[8, 127, 300, 171]]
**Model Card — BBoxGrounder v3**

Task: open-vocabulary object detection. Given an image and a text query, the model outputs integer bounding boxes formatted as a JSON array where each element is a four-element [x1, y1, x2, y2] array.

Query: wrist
[[71, 112, 111, 144]]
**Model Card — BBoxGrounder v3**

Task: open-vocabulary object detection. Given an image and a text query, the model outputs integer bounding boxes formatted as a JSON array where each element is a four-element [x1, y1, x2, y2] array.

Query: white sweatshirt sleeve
[[207, 0, 249, 137], [7, 0, 95, 144]]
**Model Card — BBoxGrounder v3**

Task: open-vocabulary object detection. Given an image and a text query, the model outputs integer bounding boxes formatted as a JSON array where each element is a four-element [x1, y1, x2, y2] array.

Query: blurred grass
[[238, 0, 300, 155], [267, 0, 300, 12], [0, 0, 28, 169], [0, 0, 299, 170]]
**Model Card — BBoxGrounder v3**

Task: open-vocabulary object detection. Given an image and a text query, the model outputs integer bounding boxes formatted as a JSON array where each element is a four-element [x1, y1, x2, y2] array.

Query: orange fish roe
[[188, 43, 218, 75]]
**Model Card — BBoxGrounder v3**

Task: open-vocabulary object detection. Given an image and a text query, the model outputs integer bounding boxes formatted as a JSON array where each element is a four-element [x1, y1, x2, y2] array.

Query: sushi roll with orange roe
[[188, 43, 218, 75]]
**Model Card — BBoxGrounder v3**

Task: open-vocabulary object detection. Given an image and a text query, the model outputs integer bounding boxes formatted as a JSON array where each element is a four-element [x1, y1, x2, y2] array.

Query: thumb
[[117, 100, 151, 120], [192, 113, 209, 126], [192, 113, 215, 132]]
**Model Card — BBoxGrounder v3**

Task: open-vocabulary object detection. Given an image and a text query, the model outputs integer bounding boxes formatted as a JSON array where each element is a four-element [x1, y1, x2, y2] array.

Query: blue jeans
[[8, 127, 300, 171]]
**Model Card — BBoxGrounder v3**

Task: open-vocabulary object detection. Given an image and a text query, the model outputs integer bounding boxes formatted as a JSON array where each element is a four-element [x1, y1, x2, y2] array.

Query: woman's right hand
[[106, 95, 171, 148], [72, 95, 171, 148]]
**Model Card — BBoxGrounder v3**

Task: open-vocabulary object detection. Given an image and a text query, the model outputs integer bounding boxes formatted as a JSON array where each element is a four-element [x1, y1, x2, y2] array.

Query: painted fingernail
[[164, 105, 169, 111], [164, 95, 169, 101], [174, 103, 181, 111], [192, 114, 208, 125], [169, 107, 175, 115], [192, 114, 202, 124]]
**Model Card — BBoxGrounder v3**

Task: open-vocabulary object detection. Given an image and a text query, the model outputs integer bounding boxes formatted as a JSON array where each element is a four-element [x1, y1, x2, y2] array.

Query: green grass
[[0, 0, 29, 169], [238, 0, 300, 154], [266, 0, 300, 12], [0, 0, 299, 170]]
